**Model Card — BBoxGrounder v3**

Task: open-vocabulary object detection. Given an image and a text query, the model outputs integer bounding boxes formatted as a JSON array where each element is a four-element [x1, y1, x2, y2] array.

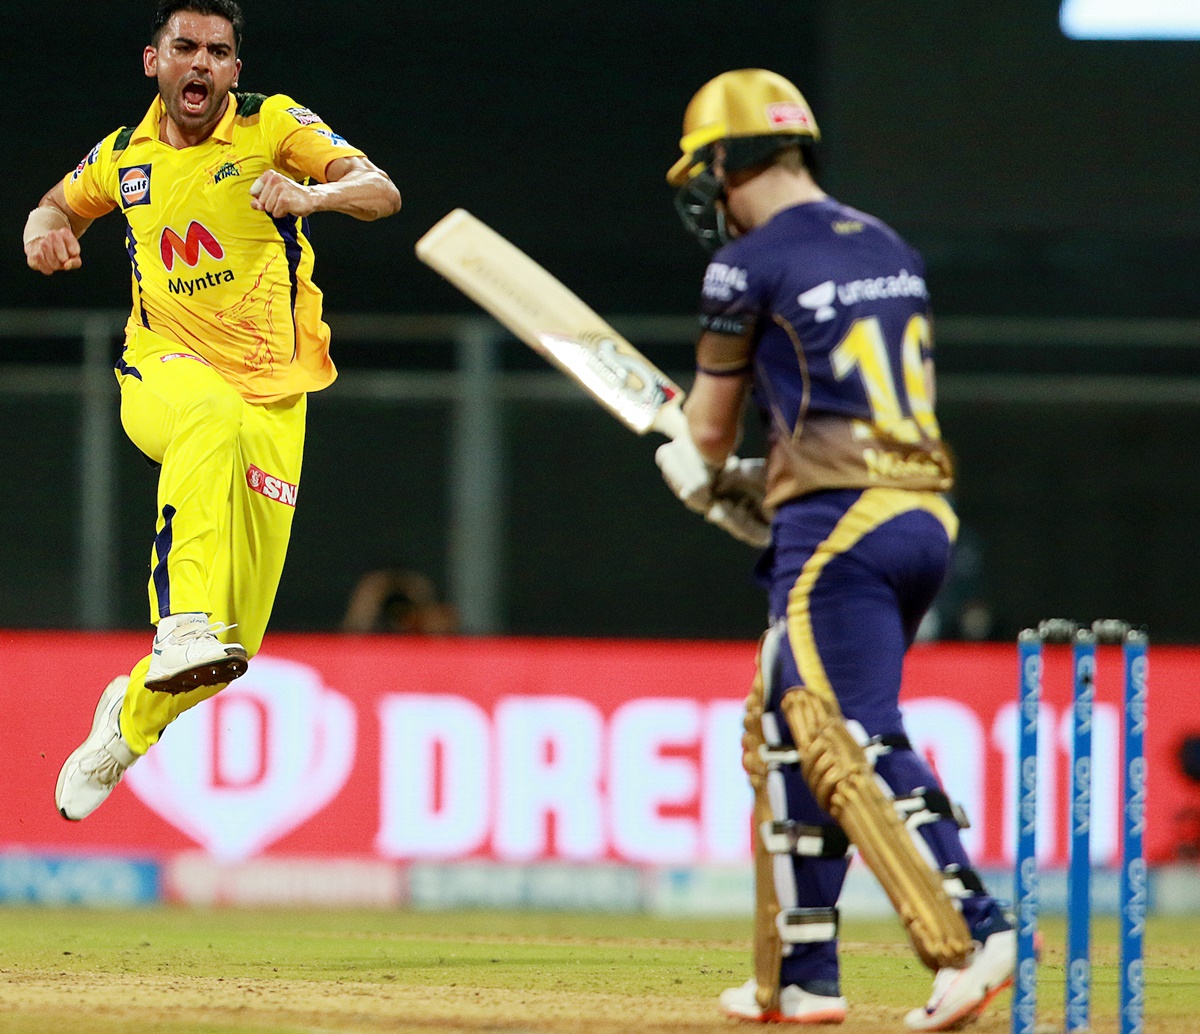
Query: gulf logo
[[119, 165, 152, 208]]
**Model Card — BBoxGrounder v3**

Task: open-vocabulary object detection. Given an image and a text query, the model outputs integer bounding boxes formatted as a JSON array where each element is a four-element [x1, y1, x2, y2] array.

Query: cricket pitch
[[0, 908, 1193, 1033]]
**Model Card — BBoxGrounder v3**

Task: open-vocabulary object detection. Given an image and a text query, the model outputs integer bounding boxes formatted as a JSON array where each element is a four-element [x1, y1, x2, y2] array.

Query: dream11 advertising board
[[3, 632, 1199, 905]]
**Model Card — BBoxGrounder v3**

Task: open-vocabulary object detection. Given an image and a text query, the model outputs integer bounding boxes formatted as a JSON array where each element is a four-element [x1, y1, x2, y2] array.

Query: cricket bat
[[415, 208, 688, 440]]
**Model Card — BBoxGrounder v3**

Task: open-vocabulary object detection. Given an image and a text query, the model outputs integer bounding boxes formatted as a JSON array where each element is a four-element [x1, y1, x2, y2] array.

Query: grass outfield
[[0, 907, 1194, 1033]]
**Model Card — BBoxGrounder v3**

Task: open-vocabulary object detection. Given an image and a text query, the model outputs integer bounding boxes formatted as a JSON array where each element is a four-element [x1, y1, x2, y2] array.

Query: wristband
[[23, 206, 70, 247]]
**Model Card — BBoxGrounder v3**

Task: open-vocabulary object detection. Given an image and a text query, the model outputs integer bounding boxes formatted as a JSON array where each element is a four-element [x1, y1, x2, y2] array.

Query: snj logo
[[246, 464, 298, 507]]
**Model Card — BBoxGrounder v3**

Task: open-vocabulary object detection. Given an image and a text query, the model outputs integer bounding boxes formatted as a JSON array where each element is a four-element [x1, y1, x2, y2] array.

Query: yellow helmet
[[666, 68, 820, 187]]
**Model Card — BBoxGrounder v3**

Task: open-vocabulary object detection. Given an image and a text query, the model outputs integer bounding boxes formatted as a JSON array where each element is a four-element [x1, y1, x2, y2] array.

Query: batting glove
[[706, 495, 771, 548], [655, 432, 723, 514], [714, 456, 766, 504]]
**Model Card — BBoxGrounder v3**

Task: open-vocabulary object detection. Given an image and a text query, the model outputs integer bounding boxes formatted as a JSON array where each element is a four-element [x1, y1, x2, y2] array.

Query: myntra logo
[[160, 221, 225, 271]]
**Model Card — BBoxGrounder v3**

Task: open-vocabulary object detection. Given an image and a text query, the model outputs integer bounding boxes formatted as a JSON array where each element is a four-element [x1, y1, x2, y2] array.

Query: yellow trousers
[[115, 328, 306, 753]]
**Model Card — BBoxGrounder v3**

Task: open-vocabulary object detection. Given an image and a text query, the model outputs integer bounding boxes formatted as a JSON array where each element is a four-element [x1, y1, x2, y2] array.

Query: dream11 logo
[[124, 657, 356, 860]]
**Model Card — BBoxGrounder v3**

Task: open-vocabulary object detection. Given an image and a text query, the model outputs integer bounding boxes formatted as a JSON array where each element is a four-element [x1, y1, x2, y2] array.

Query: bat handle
[[653, 401, 689, 441]]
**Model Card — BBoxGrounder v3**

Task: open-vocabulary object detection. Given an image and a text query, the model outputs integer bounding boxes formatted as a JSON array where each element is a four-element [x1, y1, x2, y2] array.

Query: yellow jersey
[[62, 92, 368, 402]]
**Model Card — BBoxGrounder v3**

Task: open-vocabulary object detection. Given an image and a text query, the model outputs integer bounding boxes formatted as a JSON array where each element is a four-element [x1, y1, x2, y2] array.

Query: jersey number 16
[[830, 314, 941, 444]]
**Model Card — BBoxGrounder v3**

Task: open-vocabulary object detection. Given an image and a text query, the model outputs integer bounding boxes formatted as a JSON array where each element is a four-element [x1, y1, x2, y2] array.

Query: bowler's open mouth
[[182, 80, 209, 114]]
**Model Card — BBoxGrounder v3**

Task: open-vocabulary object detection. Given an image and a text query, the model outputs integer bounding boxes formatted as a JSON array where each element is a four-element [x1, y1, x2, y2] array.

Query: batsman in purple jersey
[[656, 70, 1015, 1030]]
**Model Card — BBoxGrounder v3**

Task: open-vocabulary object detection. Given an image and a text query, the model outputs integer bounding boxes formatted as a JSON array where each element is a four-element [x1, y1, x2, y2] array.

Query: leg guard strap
[[942, 864, 986, 899], [760, 745, 801, 766], [778, 907, 840, 945], [860, 731, 912, 766], [762, 820, 852, 859], [894, 786, 971, 832]]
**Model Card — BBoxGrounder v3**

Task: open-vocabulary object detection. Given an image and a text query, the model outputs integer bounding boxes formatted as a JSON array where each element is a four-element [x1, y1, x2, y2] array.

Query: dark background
[[3, 1, 1199, 640]]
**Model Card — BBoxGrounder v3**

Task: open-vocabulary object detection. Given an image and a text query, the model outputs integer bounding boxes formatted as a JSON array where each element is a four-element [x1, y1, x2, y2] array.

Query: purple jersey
[[697, 201, 1007, 994], [696, 198, 953, 510]]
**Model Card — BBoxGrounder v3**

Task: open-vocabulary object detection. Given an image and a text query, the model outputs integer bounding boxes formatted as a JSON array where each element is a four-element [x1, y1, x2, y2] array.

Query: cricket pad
[[742, 646, 784, 1016], [779, 685, 972, 972]]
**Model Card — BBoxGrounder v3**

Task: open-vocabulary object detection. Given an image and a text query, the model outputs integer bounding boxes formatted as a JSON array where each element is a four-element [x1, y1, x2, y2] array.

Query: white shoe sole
[[55, 676, 130, 821], [905, 930, 1016, 1031], [720, 1005, 847, 1025], [906, 976, 1012, 1031], [144, 647, 248, 694], [719, 984, 848, 1025]]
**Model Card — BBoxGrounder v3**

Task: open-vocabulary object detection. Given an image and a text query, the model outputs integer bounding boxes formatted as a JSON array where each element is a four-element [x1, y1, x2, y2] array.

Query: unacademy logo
[[799, 269, 928, 323], [837, 269, 927, 306], [798, 280, 837, 322]]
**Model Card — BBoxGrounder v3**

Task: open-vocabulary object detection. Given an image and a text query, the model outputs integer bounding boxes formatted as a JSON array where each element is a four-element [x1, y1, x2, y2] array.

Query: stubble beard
[[160, 78, 230, 138]]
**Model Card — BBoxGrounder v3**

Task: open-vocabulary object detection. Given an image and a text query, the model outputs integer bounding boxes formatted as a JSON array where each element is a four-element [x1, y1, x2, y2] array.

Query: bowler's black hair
[[151, 0, 245, 53]]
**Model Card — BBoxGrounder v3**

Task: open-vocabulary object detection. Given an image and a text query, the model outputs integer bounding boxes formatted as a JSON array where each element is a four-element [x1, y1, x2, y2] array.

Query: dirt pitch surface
[[0, 909, 1194, 1034]]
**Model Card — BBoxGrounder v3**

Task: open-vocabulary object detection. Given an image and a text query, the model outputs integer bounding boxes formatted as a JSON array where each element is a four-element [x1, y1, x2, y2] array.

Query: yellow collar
[[130, 92, 239, 146]]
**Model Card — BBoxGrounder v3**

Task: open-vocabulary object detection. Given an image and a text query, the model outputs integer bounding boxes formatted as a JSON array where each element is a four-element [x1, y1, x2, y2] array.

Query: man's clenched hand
[[250, 170, 316, 218], [25, 226, 82, 275]]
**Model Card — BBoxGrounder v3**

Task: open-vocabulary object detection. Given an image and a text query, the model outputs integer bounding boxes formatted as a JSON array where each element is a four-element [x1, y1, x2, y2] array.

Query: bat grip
[[653, 401, 689, 440]]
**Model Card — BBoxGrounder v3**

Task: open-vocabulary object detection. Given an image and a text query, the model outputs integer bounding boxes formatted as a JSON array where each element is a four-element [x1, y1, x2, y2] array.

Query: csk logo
[[160, 221, 225, 271]]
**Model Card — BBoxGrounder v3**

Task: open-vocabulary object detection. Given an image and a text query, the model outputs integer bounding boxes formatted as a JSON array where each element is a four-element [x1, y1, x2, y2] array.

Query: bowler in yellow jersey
[[22, 0, 401, 821]]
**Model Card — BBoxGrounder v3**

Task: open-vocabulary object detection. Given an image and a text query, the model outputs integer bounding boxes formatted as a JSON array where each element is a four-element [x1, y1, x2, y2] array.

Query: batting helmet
[[666, 68, 820, 188]]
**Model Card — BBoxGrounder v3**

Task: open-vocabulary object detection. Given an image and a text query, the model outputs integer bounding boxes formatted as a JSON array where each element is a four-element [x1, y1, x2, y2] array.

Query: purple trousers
[[756, 488, 1004, 990]]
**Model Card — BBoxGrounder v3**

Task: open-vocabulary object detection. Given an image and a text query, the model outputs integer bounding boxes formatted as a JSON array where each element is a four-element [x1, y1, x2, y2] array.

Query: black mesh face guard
[[673, 166, 728, 253], [671, 137, 807, 252]]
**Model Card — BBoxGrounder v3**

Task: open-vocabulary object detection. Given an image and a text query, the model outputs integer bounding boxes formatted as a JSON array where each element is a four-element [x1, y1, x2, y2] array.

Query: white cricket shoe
[[55, 676, 138, 821], [904, 928, 1016, 1031], [720, 979, 848, 1024], [145, 615, 248, 693]]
